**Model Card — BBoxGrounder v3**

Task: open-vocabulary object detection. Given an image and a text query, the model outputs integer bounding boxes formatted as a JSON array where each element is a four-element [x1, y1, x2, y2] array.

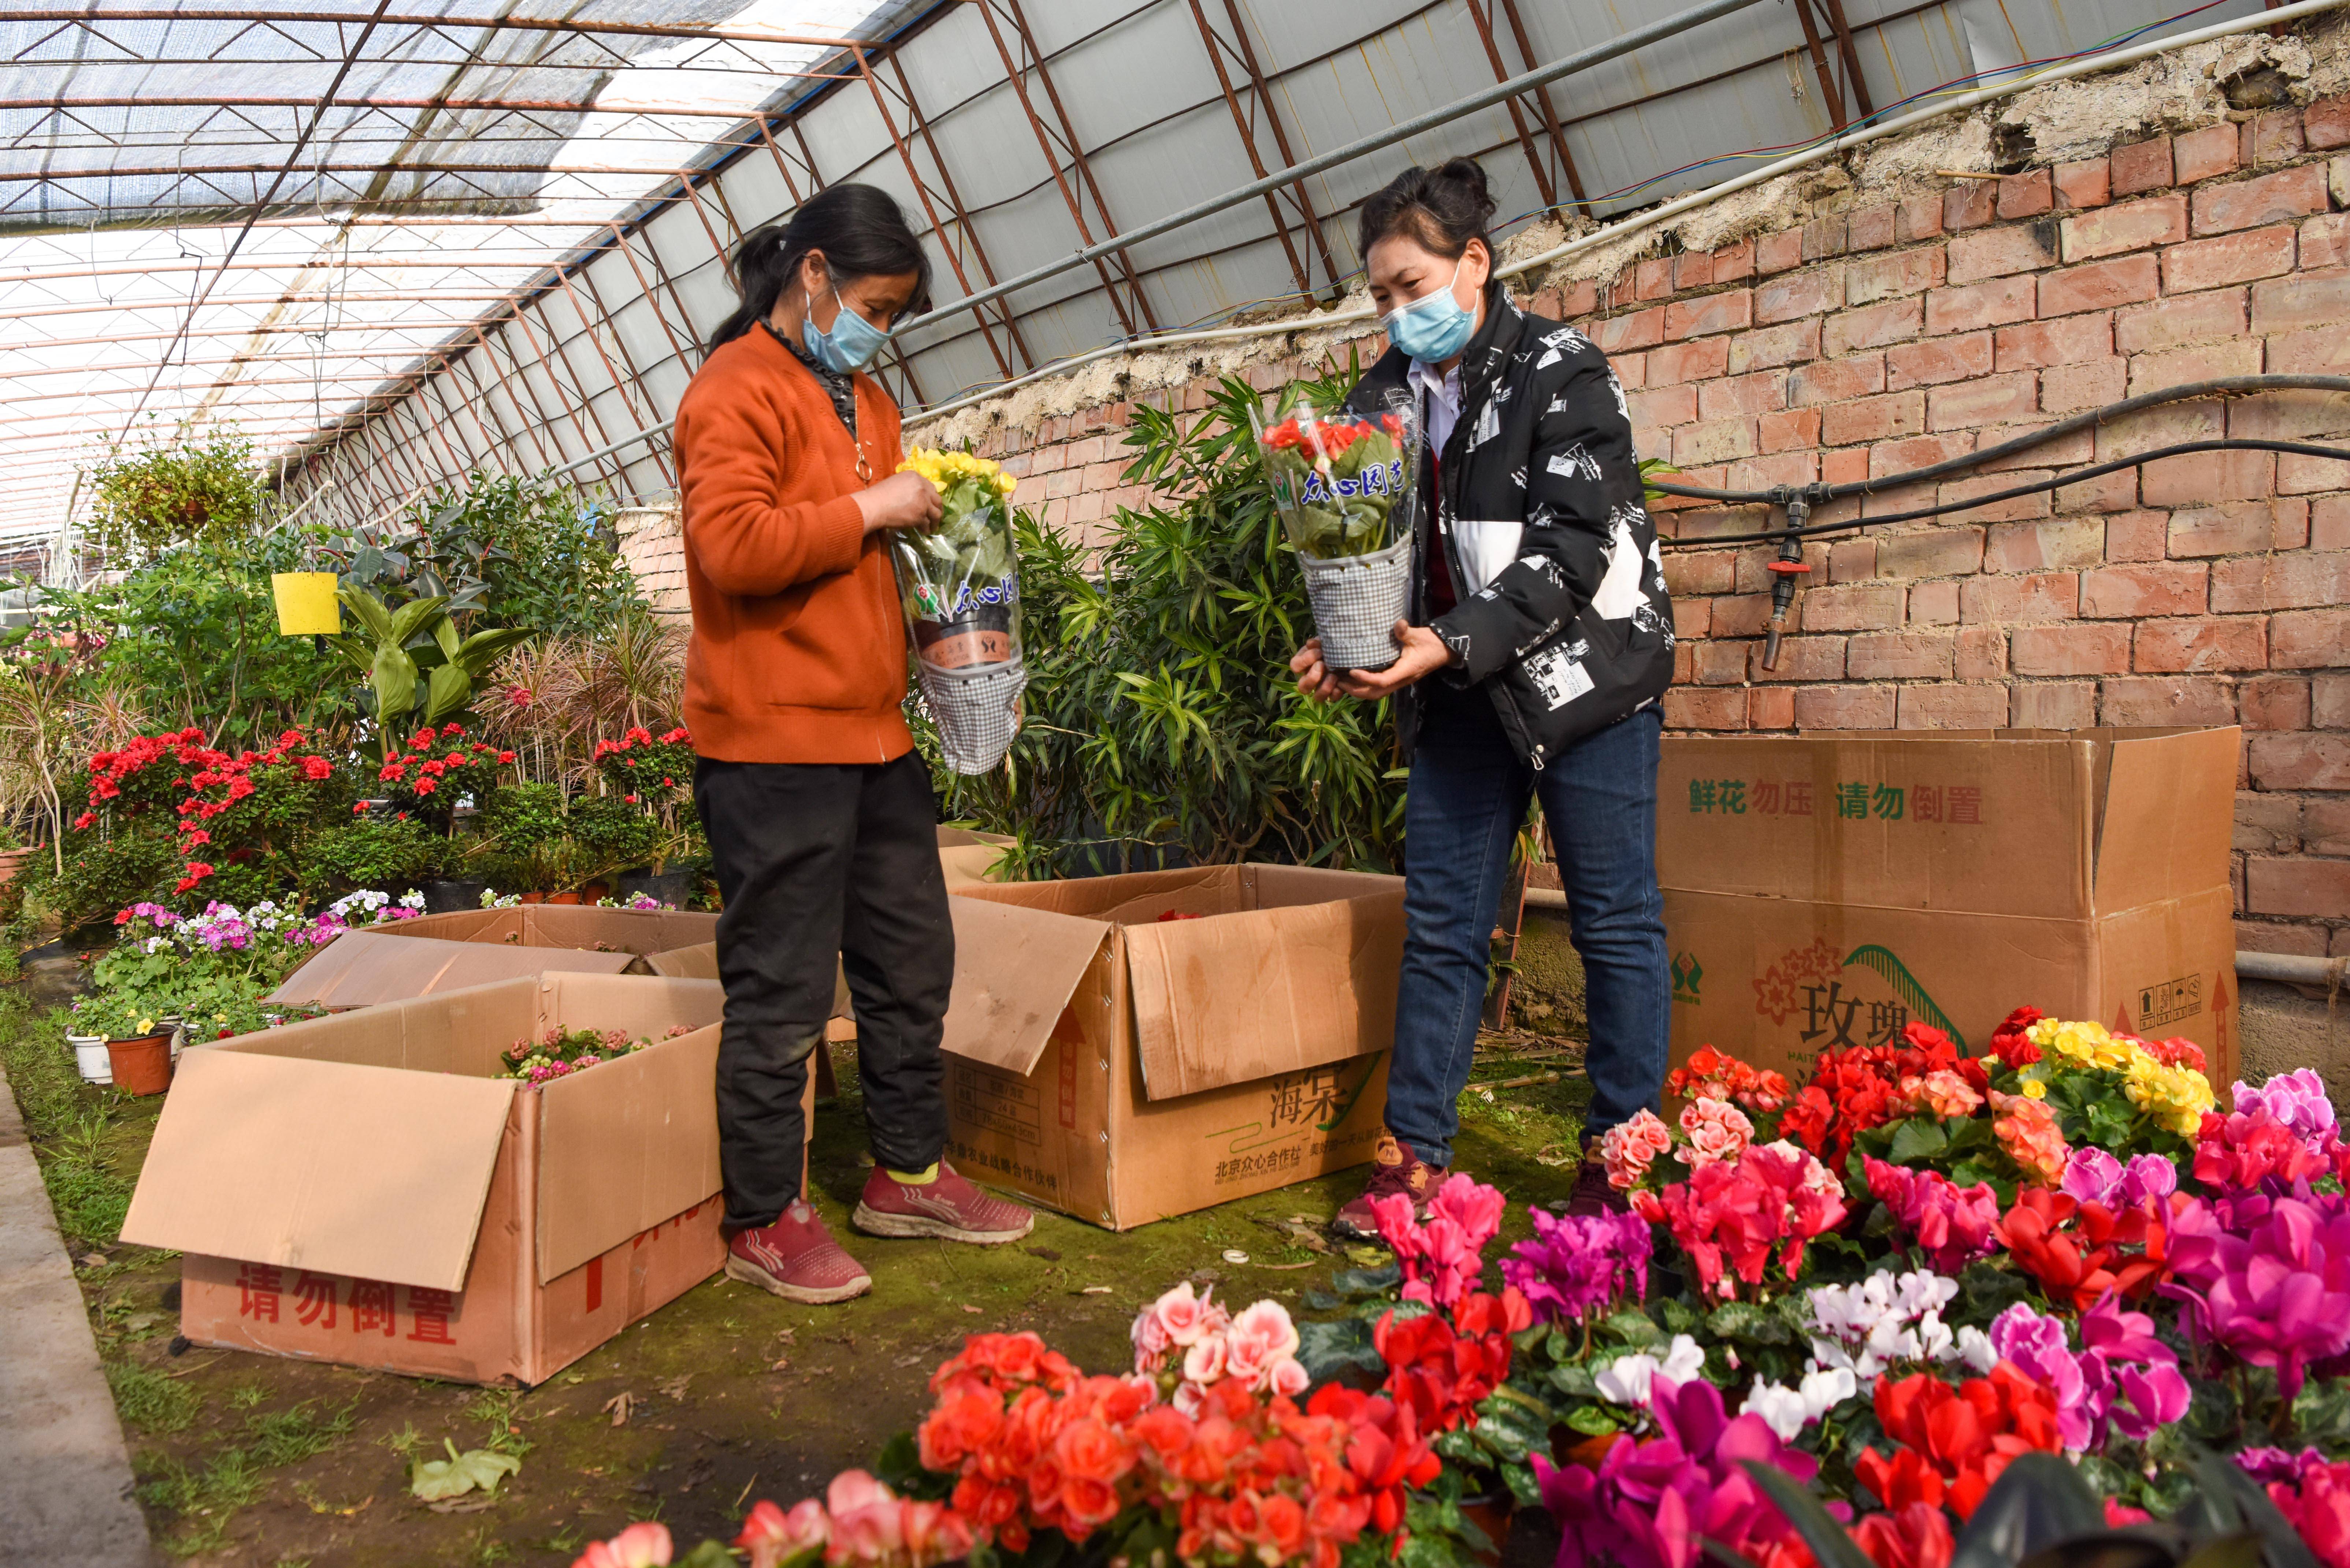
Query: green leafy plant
[[329, 586, 532, 745], [928, 363, 1404, 875], [302, 809, 445, 894]]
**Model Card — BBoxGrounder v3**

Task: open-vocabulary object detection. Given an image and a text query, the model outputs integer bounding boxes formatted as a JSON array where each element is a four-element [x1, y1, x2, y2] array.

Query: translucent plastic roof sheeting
[[0, 0, 908, 537], [0, 0, 2275, 550]]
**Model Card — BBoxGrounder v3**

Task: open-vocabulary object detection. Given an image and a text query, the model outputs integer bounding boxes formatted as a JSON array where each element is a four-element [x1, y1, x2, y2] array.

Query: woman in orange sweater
[[677, 185, 1032, 1306]]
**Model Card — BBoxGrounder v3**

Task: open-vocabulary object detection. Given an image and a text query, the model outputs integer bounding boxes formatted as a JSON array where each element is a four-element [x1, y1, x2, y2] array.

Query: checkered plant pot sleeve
[[917, 656, 1028, 774], [1299, 531, 1412, 672]]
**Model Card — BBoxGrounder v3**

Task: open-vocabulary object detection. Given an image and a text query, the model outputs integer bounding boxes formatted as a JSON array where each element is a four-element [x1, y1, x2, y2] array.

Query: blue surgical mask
[[804, 281, 891, 373], [1384, 260, 1475, 365]]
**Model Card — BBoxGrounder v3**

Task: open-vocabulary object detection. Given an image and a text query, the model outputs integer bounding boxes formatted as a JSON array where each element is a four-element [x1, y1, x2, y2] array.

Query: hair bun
[[1436, 157, 1497, 224]]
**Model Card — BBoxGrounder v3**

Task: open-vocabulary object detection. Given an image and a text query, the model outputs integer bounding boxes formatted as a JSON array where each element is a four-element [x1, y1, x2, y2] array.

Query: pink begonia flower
[[2165, 1191, 2350, 1399], [1142, 1279, 1221, 1352], [1182, 1334, 1226, 1385], [1221, 1299, 1300, 1389], [735, 1499, 828, 1568], [825, 1471, 906, 1564], [1269, 1355, 1311, 1398], [1677, 1096, 1755, 1169], [1602, 1109, 1675, 1191], [574, 1522, 672, 1568], [1130, 1304, 1170, 1368]]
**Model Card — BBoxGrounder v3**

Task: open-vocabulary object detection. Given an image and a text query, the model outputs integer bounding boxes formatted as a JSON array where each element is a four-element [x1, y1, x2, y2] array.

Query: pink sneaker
[[1332, 1129, 1448, 1241], [851, 1163, 1034, 1244], [724, 1202, 872, 1305]]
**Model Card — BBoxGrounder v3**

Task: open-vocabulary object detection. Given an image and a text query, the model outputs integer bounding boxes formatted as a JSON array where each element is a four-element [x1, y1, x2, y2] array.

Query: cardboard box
[[271, 904, 721, 1009], [120, 972, 802, 1385], [937, 865, 1403, 1228], [641, 826, 1017, 998], [1657, 727, 2241, 1088]]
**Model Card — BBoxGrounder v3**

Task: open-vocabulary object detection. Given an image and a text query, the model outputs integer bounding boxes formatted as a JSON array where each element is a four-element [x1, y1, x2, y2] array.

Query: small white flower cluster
[[1805, 1268, 1997, 1388], [477, 888, 523, 908]]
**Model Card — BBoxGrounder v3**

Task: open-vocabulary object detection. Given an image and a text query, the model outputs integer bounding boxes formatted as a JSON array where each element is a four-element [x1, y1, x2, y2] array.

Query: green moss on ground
[[2, 1005, 1590, 1566]]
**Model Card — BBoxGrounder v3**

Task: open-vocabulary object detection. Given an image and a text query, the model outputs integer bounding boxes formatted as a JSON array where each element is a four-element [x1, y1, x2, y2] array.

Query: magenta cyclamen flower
[[1863, 1157, 2000, 1273], [2234, 1069, 2339, 1145], [2165, 1191, 2350, 1398], [1503, 1207, 1651, 1326], [1536, 1378, 1819, 1568], [2061, 1148, 2178, 1208], [2077, 1296, 2190, 1441]]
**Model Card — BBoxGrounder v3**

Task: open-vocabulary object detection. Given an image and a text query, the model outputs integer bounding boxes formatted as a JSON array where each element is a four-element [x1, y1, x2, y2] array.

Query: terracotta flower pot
[[546, 891, 582, 906], [0, 846, 33, 888], [105, 1031, 174, 1096], [578, 880, 611, 904], [518, 891, 547, 905]]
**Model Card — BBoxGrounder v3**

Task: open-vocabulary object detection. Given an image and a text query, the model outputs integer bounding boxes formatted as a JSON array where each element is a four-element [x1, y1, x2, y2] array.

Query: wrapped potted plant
[[890, 448, 1026, 773], [1250, 390, 1420, 672]]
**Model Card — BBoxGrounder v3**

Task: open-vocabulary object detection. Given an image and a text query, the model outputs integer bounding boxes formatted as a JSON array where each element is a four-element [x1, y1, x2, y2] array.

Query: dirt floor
[[1, 993, 1592, 1567]]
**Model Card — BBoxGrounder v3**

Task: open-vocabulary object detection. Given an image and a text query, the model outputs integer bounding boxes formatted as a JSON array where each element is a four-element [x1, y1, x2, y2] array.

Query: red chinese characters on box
[[1688, 779, 1982, 823], [238, 1266, 458, 1345]]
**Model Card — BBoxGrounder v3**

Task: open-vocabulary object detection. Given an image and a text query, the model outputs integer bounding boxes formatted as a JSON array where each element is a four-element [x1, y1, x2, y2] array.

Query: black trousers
[[695, 752, 955, 1229]]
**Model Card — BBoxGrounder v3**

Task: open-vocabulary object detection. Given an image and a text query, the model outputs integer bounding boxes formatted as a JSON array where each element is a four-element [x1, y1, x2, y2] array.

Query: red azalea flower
[[498, 750, 516, 764], [301, 756, 332, 781], [73, 810, 96, 830]]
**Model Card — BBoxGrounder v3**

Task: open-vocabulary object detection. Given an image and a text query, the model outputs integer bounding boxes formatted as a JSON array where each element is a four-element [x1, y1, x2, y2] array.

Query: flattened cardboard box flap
[[2094, 728, 2238, 913], [942, 894, 1107, 1074], [1125, 890, 1403, 1101], [121, 1048, 515, 1292], [269, 930, 634, 1008]]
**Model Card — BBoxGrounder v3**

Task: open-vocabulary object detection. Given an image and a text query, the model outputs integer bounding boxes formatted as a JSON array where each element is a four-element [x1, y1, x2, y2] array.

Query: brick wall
[[917, 101, 2350, 961]]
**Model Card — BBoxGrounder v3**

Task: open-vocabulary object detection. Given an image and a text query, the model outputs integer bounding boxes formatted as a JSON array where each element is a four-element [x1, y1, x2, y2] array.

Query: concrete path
[[0, 1062, 155, 1567]]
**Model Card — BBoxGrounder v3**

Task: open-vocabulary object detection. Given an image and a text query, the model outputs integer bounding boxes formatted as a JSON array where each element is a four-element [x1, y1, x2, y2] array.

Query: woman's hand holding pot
[[1290, 621, 1455, 702], [855, 469, 944, 535]]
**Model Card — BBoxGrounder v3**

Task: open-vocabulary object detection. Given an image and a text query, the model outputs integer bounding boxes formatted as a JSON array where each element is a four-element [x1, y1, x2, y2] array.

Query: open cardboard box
[[120, 972, 801, 1385], [937, 864, 1402, 1228], [1658, 726, 2241, 1089], [270, 904, 721, 1009]]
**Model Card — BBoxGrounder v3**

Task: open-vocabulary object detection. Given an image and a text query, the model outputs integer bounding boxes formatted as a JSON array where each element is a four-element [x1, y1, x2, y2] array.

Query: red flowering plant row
[[370, 722, 516, 837], [72, 725, 356, 906], [564, 1010, 2350, 1568]]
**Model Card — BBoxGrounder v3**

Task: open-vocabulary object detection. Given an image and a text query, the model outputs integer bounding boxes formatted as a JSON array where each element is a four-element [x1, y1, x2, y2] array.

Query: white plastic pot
[[67, 1033, 111, 1085]]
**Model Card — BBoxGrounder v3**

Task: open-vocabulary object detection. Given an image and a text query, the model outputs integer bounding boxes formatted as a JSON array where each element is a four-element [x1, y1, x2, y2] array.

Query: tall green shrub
[[928, 367, 1404, 877]]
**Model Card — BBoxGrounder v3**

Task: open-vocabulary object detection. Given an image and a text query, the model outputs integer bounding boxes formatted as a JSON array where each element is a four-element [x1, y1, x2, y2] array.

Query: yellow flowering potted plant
[[890, 447, 1027, 773]]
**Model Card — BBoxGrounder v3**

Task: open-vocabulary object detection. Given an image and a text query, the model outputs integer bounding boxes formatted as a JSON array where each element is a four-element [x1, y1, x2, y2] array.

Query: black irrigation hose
[[1648, 373, 2350, 550]]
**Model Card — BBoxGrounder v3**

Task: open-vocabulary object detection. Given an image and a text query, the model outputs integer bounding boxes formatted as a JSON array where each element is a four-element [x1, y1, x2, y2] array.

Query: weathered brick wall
[[641, 75, 2291, 961]]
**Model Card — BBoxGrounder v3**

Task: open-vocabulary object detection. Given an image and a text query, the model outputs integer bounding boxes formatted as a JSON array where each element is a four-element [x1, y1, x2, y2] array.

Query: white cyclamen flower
[[1596, 1334, 1705, 1407], [1741, 1381, 1809, 1442]]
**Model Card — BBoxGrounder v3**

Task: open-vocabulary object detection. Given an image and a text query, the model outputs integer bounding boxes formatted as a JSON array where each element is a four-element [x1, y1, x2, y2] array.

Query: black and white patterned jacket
[[1344, 283, 1675, 768]]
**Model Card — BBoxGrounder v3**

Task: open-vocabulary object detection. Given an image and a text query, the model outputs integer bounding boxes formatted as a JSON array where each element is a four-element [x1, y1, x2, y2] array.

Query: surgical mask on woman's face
[[804, 278, 892, 372], [1382, 258, 1474, 365]]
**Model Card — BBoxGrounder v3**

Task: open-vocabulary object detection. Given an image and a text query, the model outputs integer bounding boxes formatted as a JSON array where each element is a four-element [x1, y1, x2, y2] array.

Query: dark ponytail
[[708, 183, 933, 351], [1357, 157, 1498, 263]]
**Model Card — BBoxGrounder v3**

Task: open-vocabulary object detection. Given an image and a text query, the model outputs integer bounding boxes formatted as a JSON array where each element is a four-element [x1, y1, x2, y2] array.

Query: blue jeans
[[1385, 685, 1669, 1167]]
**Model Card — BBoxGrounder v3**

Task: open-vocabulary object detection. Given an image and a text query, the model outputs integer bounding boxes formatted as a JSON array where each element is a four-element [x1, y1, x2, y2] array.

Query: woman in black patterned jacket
[[1289, 159, 1677, 1234]]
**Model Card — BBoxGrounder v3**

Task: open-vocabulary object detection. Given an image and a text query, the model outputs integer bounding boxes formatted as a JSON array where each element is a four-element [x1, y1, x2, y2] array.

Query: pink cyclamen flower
[[2234, 1069, 2339, 1144], [1503, 1206, 1652, 1326], [2165, 1191, 2350, 1399], [1376, 1173, 1508, 1308], [1865, 1158, 2000, 1274], [573, 1522, 672, 1568], [1677, 1096, 1754, 1169]]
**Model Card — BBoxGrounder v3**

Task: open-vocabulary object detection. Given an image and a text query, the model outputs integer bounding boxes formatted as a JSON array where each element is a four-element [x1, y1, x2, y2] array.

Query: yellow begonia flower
[[898, 445, 1014, 499], [2022, 1079, 2046, 1099]]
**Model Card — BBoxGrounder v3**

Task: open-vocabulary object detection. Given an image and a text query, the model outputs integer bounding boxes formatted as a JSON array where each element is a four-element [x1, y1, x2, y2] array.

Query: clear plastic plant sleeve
[[888, 478, 1026, 774], [1249, 392, 1422, 673]]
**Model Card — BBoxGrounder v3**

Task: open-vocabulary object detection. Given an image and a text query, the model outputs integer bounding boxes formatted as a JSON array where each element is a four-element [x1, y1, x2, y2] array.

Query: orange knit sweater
[[676, 325, 912, 764]]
